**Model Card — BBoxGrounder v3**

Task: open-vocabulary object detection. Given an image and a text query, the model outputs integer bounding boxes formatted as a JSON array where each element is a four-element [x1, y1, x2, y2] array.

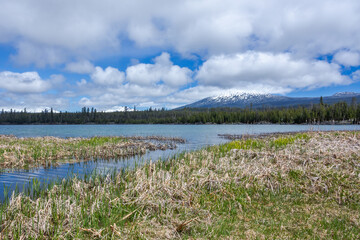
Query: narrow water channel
[[1, 124, 359, 201]]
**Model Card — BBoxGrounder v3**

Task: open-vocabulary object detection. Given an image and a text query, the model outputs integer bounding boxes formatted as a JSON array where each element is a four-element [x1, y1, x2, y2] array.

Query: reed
[[0, 135, 183, 170], [0, 131, 359, 239]]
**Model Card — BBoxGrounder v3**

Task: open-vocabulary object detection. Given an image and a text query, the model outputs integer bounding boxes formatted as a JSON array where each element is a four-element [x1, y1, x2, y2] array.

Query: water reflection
[[1, 124, 360, 201]]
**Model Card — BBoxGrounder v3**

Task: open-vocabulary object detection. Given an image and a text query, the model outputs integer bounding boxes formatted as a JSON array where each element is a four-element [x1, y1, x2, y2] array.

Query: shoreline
[[0, 135, 184, 170], [0, 122, 358, 125], [218, 129, 360, 140], [1, 131, 359, 238]]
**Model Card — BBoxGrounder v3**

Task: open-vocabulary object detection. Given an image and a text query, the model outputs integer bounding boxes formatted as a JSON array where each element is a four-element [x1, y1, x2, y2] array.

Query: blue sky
[[0, 0, 360, 112]]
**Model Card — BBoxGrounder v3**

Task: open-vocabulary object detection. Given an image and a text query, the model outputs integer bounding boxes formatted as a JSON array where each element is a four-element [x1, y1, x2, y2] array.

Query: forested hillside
[[0, 101, 359, 124]]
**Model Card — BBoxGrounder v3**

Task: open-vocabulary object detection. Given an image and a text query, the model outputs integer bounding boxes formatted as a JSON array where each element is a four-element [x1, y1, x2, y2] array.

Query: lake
[[1, 124, 360, 201]]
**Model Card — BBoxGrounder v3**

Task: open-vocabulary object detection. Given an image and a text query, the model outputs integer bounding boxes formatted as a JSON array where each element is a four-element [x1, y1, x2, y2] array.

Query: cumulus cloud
[[76, 79, 87, 87], [333, 50, 360, 67], [0, 1, 121, 66], [65, 60, 95, 74], [78, 84, 177, 109], [127, 21, 166, 47], [49, 74, 66, 86], [2, 1, 359, 110], [351, 70, 360, 81], [90, 66, 125, 86], [163, 86, 228, 106], [126, 52, 192, 87], [10, 41, 68, 67], [196, 51, 350, 93], [76, 52, 194, 109], [0, 71, 69, 111], [0, 71, 53, 93], [78, 97, 92, 106], [76, 50, 355, 109], [104, 106, 134, 112], [0, 92, 69, 112], [1, 1, 360, 66]]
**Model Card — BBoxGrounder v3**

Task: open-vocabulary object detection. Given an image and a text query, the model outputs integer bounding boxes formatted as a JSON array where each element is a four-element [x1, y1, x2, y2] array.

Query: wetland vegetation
[[0, 131, 359, 239], [0, 135, 184, 170]]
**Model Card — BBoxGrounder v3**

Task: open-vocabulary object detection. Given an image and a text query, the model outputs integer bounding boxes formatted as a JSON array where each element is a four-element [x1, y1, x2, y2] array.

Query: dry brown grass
[[0, 135, 183, 170], [0, 131, 359, 239]]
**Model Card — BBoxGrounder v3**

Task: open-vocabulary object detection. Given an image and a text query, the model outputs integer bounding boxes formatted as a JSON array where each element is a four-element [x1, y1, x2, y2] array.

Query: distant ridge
[[331, 92, 360, 97], [179, 92, 360, 109]]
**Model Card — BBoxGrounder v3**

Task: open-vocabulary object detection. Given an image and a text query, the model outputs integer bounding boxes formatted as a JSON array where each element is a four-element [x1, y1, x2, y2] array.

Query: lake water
[[1, 124, 360, 201]]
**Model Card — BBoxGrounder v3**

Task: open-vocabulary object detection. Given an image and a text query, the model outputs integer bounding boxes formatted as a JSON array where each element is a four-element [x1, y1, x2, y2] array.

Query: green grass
[[0, 131, 359, 239], [0, 135, 178, 170], [219, 132, 310, 153]]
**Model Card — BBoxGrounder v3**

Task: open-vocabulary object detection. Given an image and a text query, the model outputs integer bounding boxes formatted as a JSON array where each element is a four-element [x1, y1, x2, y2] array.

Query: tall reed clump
[[0, 135, 182, 170], [0, 131, 359, 239]]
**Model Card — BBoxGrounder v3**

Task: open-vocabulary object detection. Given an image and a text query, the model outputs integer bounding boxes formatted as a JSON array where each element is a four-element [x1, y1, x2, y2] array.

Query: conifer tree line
[[0, 99, 359, 124]]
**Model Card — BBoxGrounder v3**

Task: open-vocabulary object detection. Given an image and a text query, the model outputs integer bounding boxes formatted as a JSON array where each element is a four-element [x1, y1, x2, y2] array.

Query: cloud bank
[[196, 52, 349, 93], [0, 0, 359, 110], [1, 0, 360, 65]]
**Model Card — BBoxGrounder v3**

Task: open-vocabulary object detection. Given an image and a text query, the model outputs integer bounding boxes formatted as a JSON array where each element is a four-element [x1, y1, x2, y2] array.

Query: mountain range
[[179, 92, 360, 109]]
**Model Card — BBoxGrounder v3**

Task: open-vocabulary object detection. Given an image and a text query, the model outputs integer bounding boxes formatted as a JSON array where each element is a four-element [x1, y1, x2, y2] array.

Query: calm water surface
[[1, 124, 359, 201]]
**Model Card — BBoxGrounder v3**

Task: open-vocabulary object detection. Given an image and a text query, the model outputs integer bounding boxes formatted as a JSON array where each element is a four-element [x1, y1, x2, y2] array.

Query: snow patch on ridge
[[332, 92, 360, 97]]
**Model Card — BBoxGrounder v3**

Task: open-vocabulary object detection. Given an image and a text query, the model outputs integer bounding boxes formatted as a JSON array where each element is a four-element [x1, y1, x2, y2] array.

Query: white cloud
[[0, 107, 59, 113], [78, 83, 177, 108], [126, 52, 192, 87], [2, 1, 360, 66], [196, 51, 350, 93], [351, 70, 360, 81], [0, 71, 52, 93], [110, 84, 175, 98], [49, 74, 65, 86], [65, 60, 95, 74], [77, 50, 355, 109], [10, 41, 68, 67], [0, 92, 69, 112], [91, 66, 125, 86], [63, 90, 77, 97], [76, 79, 87, 87], [0, 1, 121, 66], [4, 0, 358, 110], [77, 53, 193, 109], [0, 70, 69, 111], [163, 86, 227, 105], [127, 21, 165, 47], [333, 50, 360, 67], [79, 97, 92, 106], [104, 106, 134, 112]]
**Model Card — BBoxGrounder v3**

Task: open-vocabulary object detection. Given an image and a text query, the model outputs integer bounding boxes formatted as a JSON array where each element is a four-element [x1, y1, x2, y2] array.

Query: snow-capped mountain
[[179, 92, 360, 109], [202, 92, 289, 108], [331, 92, 360, 97]]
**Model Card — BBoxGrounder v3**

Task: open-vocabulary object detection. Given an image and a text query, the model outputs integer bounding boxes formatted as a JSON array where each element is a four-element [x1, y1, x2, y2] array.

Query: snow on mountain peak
[[210, 92, 274, 103], [332, 92, 359, 97], [180, 91, 360, 109]]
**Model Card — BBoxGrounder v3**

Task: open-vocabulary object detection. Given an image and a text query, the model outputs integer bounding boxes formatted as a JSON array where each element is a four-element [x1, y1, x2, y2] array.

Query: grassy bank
[[0, 135, 183, 170], [1, 131, 359, 239]]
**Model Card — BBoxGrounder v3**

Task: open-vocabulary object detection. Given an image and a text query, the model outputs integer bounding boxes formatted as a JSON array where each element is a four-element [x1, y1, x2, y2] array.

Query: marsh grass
[[0, 135, 183, 170], [0, 131, 359, 239]]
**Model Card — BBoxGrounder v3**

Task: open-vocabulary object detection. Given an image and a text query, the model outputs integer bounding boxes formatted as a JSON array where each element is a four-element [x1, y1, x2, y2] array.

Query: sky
[[0, 0, 360, 112]]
